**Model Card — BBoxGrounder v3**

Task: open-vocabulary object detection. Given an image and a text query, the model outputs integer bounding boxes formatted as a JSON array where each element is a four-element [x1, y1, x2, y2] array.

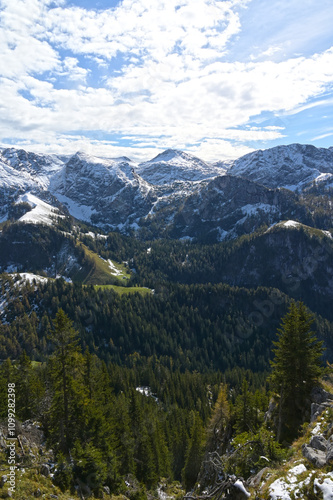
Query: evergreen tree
[[269, 301, 325, 441], [182, 411, 205, 491], [47, 309, 84, 455], [234, 378, 254, 434], [15, 350, 33, 420]]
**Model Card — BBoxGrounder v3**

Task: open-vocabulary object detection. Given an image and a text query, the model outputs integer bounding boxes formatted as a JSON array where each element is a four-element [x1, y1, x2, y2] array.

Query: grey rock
[[309, 435, 328, 452], [0, 475, 8, 486], [311, 402, 333, 422], [326, 442, 333, 464], [302, 444, 327, 467], [248, 467, 270, 488], [311, 386, 333, 405], [40, 463, 50, 477], [103, 486, 111, 495], [264, 399, 277, 423]]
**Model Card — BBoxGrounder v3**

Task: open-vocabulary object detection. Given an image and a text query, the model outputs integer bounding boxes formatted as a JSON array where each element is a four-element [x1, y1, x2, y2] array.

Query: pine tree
[[47, 309, 84, 455], [15, 350, 32, 420], [182, 411, 205, 491], [269, 301, 324, 441], [234, 378, 254, 434]]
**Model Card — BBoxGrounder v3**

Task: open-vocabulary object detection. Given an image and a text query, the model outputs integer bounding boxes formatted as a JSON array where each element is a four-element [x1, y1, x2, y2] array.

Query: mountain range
[[1, 143, 332, 241]]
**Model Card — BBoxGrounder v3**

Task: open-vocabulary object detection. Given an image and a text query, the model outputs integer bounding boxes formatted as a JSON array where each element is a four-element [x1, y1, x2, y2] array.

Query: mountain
[[50, 151, 156, 228], [136, 149, 226, 184], [1, 143, 333, 242], [229, 143, 333, 190], [158, 175, 301, 241]]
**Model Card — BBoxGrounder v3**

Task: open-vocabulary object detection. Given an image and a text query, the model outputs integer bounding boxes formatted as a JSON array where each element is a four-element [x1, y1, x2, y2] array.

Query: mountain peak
[[136, 149, 225, 185], [147, 149, 208, 166]]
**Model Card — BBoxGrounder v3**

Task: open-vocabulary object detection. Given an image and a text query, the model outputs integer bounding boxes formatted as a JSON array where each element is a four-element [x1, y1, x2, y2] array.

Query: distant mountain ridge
[[229, 143, 333, 190], [0, 143, 332, 241]]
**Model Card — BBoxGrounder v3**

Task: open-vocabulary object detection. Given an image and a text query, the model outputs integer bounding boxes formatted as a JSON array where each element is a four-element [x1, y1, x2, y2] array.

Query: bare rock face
[[302, 443, 327, 467], [311, 387, 333, 422], [309, 435, 328, 452], [326, 439, 333, 464], [311, 386, 333, 405]]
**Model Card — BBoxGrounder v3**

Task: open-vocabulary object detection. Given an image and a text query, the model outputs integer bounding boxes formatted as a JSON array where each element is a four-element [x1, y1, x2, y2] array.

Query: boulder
[[311, 387, 333, 405], [309, 435, 328, 452], [40, 464, 50, 477], [0, 475, 8, 487], [302, 444, 327, 467], [248, 467, 270, 489]]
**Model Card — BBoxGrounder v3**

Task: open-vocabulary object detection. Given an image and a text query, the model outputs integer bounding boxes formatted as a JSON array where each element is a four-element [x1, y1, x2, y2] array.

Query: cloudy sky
[[1, 0, 333, 161]]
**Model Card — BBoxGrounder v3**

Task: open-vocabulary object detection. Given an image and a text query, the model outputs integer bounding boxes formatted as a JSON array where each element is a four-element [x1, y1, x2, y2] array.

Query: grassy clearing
[[94, 284, 152, 296], [72, 244, 131, 285]]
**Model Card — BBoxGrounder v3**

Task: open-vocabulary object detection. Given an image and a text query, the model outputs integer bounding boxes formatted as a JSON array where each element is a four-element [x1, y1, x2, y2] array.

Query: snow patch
[[10, 272, 48, 284], [269, 477, 292, 499], [234, 479, 250, 497], [314, 473, 333, 500], [269, 463, 309, 499], [136, 386, 158, 402], [288, 464, 307, 477], [315, 172, 333, 183], [282, 220, 301, 228], [53, 193, 95, 221], [108, 260, 123, 276], [17, 193, 62, 226], [241, 203, 276, 216]]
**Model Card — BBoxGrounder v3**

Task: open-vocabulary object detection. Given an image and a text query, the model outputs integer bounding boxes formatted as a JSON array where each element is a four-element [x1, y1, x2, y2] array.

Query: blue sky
[[1, 0, 333, 161]]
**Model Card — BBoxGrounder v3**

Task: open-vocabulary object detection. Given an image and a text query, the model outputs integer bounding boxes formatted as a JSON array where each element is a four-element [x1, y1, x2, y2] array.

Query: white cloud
[[0, 0, 333, 160]]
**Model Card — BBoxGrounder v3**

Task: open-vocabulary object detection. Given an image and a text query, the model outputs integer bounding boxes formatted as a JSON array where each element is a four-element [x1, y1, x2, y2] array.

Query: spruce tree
[[234, 378, 254, 434], [182, 411, 205, 491], [269, 301, 324, 441], [47, 309, 83, 455]]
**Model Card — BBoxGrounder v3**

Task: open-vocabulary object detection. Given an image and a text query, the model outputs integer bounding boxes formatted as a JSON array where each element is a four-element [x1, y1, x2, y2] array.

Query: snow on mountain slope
[[0, 143, 333, 242], [16, 193, 63, 226], [137, 149, 226, 184], [0, 147, 65, 190], [266, 220, 333, 239], [50, 151, 156, 228], [0, 156, 37, 190], [229, 144, 333, 190]]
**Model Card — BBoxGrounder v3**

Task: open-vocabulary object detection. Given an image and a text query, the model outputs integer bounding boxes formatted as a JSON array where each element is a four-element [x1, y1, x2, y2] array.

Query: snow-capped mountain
[[229, 143, 333, 190], [136, 149, 226, 184], [0, 143, 333, 241]]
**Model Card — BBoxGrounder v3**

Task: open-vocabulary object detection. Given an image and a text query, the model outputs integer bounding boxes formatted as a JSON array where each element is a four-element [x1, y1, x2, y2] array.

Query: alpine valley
[[0, 143, 333, 500]]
